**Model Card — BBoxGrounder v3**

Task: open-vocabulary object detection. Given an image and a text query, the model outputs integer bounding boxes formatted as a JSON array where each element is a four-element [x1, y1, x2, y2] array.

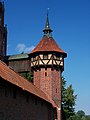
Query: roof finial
[[47, 8, 49, 17], [43, 8, 53, 37]]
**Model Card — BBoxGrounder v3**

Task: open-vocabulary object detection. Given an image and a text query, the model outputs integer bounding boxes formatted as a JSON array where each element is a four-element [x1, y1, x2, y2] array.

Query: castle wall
[[0, 78, 57, 120]]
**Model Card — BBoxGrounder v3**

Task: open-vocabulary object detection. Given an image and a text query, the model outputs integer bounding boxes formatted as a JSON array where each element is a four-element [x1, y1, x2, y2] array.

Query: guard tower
[[30, 14, 67, 120], [0, 1, 7, 61]]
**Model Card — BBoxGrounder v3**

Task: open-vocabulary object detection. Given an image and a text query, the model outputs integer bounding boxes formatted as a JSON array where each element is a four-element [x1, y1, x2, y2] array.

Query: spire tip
[[43, 9, 53, 37]]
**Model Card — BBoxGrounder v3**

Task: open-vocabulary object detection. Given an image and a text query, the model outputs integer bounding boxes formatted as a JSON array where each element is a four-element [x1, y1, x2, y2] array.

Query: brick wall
[[52, 69, 61, 100], [34, 68, 61, 101], [0, 78, 57, 120]]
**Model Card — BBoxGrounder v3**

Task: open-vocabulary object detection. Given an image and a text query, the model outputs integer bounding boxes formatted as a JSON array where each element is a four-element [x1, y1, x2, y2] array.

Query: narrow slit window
[[56, 89, 57, 93], [45, 72, 47, 76]]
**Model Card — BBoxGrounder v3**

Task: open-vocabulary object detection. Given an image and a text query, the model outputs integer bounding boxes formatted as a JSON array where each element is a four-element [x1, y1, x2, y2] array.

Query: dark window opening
[[45, 72, 47, 76], [45, 67, 47, 71], [56, 89, 57, 93]]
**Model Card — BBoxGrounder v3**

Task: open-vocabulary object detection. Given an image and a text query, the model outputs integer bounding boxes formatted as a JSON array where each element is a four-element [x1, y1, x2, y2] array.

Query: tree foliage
[[21, 72, 33, 83], [77, 110, 85, 118], [61, 76, 90, 120], [61, 76, 77, 119], [71, 110, 90, 120]]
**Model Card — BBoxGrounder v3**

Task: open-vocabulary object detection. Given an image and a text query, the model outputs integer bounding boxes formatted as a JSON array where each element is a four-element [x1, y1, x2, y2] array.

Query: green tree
[[61, 76, 77, 120], [86, 115, 90, 120], [66, 110, 90, 120], [21, 72, 33, 83], [77, 110, 85, 118]]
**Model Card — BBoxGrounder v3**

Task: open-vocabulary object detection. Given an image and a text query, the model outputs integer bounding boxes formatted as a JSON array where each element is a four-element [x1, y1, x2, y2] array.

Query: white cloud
[[16, 43, 26, 53], [24, 46, 35, 53], [16, 43, 35, 53]]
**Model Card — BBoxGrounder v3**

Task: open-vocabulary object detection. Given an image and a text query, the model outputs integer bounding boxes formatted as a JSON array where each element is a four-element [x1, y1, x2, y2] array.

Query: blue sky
[[4, 0, 89, 115]]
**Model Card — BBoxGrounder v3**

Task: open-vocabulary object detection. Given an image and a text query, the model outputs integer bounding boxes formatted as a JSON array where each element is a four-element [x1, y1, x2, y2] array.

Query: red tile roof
[[30, 36, 67, 57], [0, 61, 51, 103]]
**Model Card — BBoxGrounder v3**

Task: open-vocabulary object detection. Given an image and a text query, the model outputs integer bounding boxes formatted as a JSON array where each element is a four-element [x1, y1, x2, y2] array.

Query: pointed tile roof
[[30, 36, 67, 57], [30, 14, 67, 57]]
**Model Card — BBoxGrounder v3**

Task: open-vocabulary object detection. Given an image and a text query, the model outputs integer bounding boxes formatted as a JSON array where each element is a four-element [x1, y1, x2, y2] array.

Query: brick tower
[[0, 1, 7, 61], [30, 14, 67, 120]]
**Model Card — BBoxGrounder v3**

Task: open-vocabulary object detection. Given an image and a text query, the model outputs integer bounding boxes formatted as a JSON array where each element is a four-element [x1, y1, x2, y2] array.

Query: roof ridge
[[30, 36, 67, 57]]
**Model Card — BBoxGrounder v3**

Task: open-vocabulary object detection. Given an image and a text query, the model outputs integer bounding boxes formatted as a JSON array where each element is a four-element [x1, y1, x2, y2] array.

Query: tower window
[[56, 89, 57, 93], [45, 68, 47, 71], [45, 72, 47, 76]]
